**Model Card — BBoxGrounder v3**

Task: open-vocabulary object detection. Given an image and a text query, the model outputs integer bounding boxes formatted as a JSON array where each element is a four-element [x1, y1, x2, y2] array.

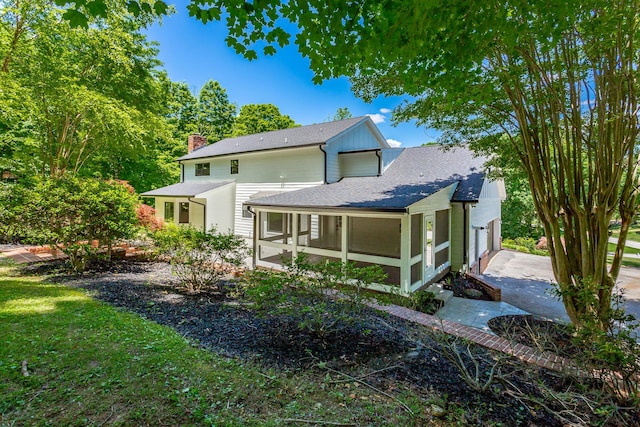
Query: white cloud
[[367, 113, 386, 124], [386, 138, 402, 147], [379, 108, 392, 114]]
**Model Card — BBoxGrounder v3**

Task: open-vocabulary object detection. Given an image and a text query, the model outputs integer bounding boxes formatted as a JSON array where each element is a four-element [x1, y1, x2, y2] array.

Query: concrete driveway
[[478, 250, 640, 323]]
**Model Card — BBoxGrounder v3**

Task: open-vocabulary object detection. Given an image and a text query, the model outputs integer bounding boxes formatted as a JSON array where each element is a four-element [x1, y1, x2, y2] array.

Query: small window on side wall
[[179, 202, 189, 224], [230, 159, 239, 174], [242, 205, 252, 218], [195, 162, 210, 176], [164, 202, 174, 221]]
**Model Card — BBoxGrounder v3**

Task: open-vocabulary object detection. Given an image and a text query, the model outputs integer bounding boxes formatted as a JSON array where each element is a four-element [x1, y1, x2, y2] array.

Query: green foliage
[[1, 0, 178, 192], [197, 79, 236, 141], [565, 288, 640, 404], [410, 289, 441, 315], [332, 107, 353, 121], [232, 103, 297, 136], [151, 224, 249, 294], [242, 253, 386, 338], [502, 238, 548, 256], [22, 177, 140, 271], [501, 174, 544, 240], [0, 183, 30, 243]]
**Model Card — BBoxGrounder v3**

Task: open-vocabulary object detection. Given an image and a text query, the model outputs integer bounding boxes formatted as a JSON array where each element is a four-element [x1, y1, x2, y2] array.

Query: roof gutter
[[244, 203, 408, 214]]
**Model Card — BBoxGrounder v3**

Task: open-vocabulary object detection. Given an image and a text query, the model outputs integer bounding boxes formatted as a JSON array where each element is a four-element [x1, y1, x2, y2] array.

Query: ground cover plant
[[3, 258, 639, 426]]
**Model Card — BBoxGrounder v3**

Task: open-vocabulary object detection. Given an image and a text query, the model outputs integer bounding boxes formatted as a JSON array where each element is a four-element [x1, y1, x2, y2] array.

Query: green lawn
[[0, 270, 426, 426], [609, 223, 640, 244]]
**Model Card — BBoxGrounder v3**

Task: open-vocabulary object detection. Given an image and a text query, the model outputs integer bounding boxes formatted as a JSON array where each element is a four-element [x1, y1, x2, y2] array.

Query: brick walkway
[[368, 301, 574, 373], [0, 246, 67, 264]]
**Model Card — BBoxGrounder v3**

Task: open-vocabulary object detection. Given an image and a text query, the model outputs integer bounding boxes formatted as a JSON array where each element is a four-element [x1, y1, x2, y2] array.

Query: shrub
[[137, 204, 163, 231], [22, 177, 140, 271], [502, 237, 549, 256], [0, 182, 29, 243], [151, 224, 249, 295], [569, 291, 640, 405], [242, 253, 387, 338], [411, 289, 441, 314]]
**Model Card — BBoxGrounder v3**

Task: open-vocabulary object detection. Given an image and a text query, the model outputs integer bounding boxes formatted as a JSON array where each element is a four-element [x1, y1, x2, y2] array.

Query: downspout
[[375, 149, 382, 176], [179, 160, 184, 183], [188, 197, 206, 231], [247, 205, 257, 269], [319, 145, 327, 183], [462, 202, 468, 271]]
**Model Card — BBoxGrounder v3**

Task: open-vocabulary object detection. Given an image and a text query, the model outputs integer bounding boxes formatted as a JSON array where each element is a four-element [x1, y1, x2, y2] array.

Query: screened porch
[[253, 208, 451, 294]]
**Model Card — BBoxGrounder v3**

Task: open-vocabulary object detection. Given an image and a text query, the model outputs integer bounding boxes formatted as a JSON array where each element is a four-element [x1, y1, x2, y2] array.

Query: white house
[[142, 116, 506, 294]]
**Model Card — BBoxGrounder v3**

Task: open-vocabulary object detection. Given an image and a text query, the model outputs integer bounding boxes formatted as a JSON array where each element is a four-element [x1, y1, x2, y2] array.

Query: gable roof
[[141, 181, 233, 197], [178, 116, 376, 161], [246, 145, 486, 212]]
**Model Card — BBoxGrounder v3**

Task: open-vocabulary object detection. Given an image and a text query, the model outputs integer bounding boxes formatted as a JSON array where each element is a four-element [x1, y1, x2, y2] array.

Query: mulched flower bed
[[488, 315, 577, 357], [444, 274, 493, 301], [22, 259, 638, 426]]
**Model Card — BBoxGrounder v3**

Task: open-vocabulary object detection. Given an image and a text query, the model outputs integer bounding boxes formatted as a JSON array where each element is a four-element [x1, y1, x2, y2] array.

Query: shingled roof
[[178, 116, 376, 161], [246, 145, 486, 211]]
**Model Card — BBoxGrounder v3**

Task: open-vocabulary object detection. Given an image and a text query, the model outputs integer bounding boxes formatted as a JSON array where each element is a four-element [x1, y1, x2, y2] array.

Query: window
[[164, 202, 174, 221], [179, 202, 189, 224], [195, 162, 210, 176], [230, 159, 239, 174]]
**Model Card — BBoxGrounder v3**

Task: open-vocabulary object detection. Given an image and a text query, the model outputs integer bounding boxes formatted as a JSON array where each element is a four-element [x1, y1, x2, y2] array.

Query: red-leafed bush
[[137, 204, 163, 231]]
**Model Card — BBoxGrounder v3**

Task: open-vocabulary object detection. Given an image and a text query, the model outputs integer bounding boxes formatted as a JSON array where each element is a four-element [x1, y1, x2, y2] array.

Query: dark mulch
[[24, 259, 637, 426], [444, 274, 493, 301], [488, 315, 577, 357]]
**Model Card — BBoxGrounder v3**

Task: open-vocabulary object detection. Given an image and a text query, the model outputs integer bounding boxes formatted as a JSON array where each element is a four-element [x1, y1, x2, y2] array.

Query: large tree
[[1, 0, 166, 178], [197, 79, 236, 141], [232, 103, 297, 136], [177, 0, 640, 329]]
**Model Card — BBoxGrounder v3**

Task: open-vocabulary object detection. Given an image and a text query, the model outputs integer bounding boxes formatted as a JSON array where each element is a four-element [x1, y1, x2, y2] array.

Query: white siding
[[325, 122, 387, 183], [469, 179, 503, 265], [339, 151, 379, 178], [234, 182, 323, 237], [182, 146, 324, 184], [203, 183, 235, 233]]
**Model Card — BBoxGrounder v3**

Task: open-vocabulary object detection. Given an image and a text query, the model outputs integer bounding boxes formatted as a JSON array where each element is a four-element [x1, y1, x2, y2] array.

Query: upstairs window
[[195, 162, 210, 176], [230, 159, 239, 174], [164, 202, 174, 221]]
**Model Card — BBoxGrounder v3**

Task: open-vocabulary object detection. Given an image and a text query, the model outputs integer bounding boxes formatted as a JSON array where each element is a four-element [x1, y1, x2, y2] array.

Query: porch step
[[425, 283, 454, 305]]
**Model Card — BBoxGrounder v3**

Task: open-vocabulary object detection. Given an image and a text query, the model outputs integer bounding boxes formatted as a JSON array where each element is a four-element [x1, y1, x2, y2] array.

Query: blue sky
[[145, 2, 439, 147]]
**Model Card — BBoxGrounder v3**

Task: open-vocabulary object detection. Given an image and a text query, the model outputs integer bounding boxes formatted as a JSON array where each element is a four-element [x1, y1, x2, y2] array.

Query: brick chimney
[[188, 134, 207, 153]]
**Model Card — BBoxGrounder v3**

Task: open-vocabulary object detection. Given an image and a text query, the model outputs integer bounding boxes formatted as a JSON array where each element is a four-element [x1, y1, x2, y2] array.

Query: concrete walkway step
[[425, 283, 454, 305]]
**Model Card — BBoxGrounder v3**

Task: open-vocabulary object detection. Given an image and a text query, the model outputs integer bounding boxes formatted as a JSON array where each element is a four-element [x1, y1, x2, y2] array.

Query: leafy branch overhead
[[54, 0, 169, 28]]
